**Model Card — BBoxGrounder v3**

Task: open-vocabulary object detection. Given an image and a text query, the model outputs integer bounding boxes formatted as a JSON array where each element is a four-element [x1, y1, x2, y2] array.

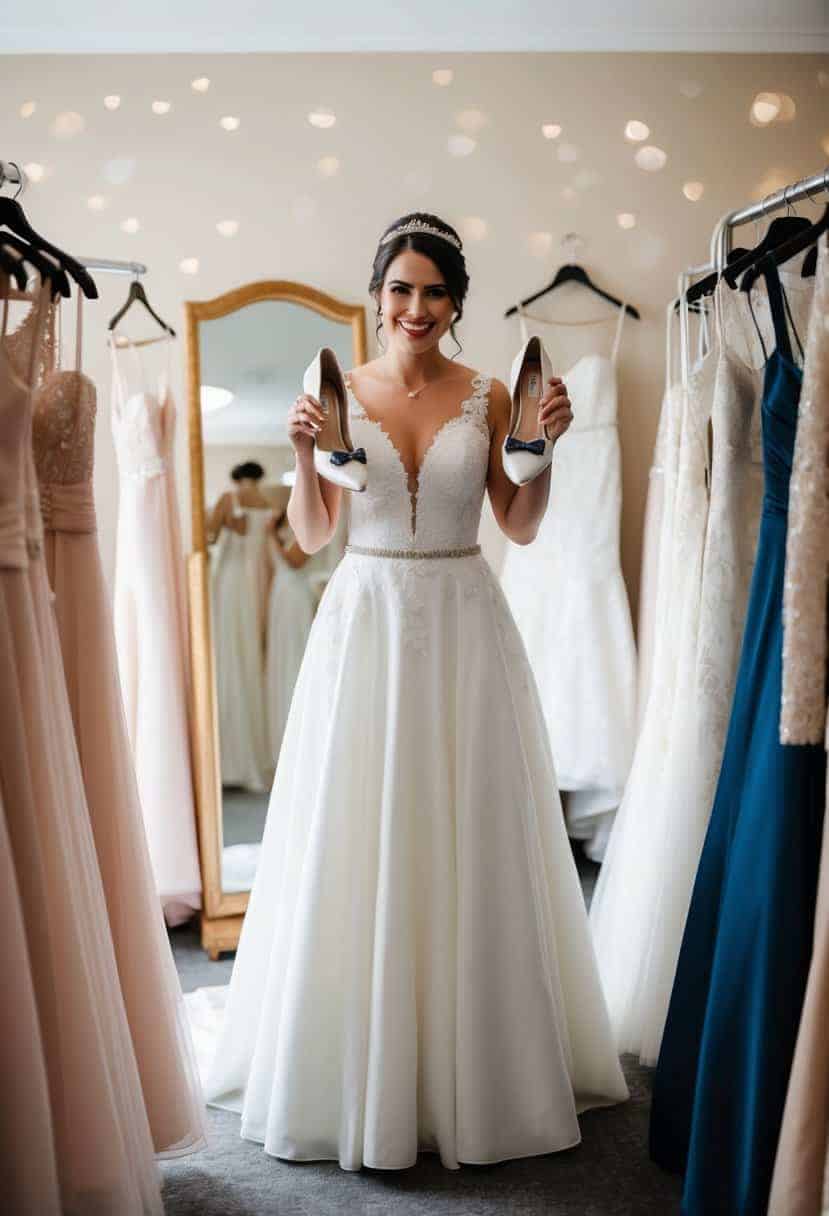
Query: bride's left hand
[[539, 377, 573, 443]]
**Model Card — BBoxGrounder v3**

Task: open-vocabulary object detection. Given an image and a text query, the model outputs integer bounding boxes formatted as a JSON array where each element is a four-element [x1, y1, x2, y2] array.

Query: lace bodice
[[781, 233, 829, 745], [345, 373, 492, 552], [31, 295, 97, 487], [110, 336, 177, 482]]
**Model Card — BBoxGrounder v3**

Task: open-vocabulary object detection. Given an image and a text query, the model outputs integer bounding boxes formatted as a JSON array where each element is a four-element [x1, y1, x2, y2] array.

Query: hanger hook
[[799, 176, 822, 209], [7, 161, 25, 201]]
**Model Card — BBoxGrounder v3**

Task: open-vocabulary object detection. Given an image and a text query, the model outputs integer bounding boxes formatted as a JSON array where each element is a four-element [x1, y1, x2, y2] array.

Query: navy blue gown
[[649, 257, 826, 1215]]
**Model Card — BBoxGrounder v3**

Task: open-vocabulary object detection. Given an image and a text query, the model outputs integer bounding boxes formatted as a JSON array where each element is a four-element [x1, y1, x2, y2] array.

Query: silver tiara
[[380, 220, 462, 251]]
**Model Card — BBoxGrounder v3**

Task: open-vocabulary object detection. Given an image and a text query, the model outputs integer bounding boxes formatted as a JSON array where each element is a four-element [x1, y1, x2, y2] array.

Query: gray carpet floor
[[162, 850, 683, 1215]]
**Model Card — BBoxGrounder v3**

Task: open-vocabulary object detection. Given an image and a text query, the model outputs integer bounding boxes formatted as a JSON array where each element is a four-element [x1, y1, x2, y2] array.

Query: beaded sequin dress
[[32, 292, 206, 1159], [202, 368, 628, 1171]]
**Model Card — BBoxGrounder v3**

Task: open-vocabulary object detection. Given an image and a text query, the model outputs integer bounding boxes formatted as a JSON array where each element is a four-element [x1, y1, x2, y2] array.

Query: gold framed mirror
[[185, 280, 367, 958]]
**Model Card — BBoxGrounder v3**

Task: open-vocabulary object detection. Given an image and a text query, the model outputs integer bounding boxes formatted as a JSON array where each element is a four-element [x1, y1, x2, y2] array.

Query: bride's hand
[[538, 377, 573, 444], [288, 393, 325, 455]]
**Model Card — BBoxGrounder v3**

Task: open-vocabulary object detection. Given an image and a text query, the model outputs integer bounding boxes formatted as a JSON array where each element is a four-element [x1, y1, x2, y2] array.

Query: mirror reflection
[[198, 298, 352, 896]]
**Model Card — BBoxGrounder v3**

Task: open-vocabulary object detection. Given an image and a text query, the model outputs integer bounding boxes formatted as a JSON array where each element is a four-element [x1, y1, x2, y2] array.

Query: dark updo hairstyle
[[368, 212, 470, 358], [231, 460, 265, 482]]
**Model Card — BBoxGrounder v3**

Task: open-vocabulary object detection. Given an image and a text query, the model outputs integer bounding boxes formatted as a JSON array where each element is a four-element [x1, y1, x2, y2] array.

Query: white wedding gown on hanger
[[500, 306, 637, 861], [201, 369, 628, 1171]]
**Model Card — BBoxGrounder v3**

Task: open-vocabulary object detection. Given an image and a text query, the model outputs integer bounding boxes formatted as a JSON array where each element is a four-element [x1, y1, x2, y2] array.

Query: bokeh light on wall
[[308, 109, 337, 129], [432, 69, 453, 87], [683, 181, 705, 201], [19, 101, 36, 119], [447, 134, 476, 157], [542, 123, 562, 140], [459, 216, 488, 242], [104, 95, 121, 111], [191, 77, 211, 93], [635, 145, 667, 172], [316, 156, 341, 177], [120, 217, 140, 234], [51, 111, 85, 138], [179, 258, 199, 274], [617, 212, 637, 229], [528, 231, 553, 258], [456, 108, 488, 134], [624, 120, 650, 142], [22, 162, 45, 183], [220, 116, 240, 131], [152, 100, 172, 116], [87, 194, 109, 212], [216, 220, 240, 237]]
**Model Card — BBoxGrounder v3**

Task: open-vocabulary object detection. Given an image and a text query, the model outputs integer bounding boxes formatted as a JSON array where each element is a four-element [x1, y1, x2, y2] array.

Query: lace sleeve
[[780, 233, 829, 745]]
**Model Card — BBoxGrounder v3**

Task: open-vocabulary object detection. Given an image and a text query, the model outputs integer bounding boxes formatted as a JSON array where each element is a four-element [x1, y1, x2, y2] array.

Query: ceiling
[[3, 0, 828, 54]]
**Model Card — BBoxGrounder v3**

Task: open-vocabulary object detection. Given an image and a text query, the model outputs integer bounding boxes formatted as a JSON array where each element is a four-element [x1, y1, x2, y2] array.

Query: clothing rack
[[710, 166, 829, 269]]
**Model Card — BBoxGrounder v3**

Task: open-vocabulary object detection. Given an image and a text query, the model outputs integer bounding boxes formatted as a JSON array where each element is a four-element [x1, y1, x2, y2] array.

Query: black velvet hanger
[[504, 264, 640, 320], [108, 277, 176, 338], [0, 242, 29, 291], [739, 202, 829, 295], [0, 232, 71, 297], [0, 191, 98, 299]]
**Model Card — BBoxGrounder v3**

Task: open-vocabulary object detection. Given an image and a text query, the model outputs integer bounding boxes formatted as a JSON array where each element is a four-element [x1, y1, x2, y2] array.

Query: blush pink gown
[[33, 292, 207, 1158], [1, 275, 163, 1213]]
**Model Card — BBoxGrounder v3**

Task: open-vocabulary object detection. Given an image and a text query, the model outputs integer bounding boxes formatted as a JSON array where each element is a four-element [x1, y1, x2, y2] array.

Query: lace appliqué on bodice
[[780, 233, 829, 745], [345, 373, 492, 552]]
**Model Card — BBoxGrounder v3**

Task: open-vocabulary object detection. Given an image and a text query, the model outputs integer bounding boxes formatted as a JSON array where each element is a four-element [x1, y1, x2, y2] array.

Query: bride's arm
[[286, 391, 343, 553], [485, 376, 572, 545]]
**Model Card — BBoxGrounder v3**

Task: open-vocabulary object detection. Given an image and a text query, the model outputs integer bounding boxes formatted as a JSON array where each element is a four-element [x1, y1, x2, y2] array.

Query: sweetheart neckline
[[346, 378, 490, 541]]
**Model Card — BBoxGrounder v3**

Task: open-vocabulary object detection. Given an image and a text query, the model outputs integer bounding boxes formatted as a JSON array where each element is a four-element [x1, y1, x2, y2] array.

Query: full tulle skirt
[[203, 551, 628, 1171]]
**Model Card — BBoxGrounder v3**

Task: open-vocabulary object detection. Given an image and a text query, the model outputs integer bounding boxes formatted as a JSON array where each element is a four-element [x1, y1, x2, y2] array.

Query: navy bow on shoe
[[504, 435, 546, 455], [330, 447, 367, 466]]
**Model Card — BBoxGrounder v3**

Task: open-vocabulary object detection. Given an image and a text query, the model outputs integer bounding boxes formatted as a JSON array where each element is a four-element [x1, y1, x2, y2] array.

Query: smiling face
[[377, 249, 457, 353]]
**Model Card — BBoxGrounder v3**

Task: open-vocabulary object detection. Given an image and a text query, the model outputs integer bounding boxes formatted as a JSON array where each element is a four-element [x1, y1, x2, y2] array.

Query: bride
[[203, 211, 628, 1171]]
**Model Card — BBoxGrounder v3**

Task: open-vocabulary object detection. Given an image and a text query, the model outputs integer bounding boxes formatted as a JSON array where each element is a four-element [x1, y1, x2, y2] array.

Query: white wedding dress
[[500, 307, 637, 861], [201, 369, 628, 1171], [210, 494, 273, 791], [264, 529, 315, 764]]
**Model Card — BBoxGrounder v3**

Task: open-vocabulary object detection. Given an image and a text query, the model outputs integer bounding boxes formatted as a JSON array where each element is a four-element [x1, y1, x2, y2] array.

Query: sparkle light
[[459, 216, 487, 241], [624, 120, 650, 142], [87, 194, 109, 211], [432, 69, 453, 87], [104, 95, 121, 111], [448, 134, 476, 157], [617, 212, 637, 229], [635, 145, 668, 172], [120, 217, 140, 234], [317, 156, 340, 177], [179, 257, 199, 274], [220, 116, 240, 131], [152, 100, 172, 115], [191, 77, 210, 93], [683, 180, 705, 202], [541, 123, 561, 140], [22, 162, 45, 183], [216, 219, 239, 237], [51, 111, 85, 138], [19, 101, 36, 119], [308, 109, 337, 129]]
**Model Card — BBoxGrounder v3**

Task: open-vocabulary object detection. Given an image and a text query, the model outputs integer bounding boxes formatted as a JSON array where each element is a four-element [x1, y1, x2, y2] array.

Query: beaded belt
[[345, 543, 481, 560]]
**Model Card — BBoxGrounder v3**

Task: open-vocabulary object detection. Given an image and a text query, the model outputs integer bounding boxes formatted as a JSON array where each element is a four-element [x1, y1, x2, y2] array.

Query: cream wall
[[2, 52, 827, 620]]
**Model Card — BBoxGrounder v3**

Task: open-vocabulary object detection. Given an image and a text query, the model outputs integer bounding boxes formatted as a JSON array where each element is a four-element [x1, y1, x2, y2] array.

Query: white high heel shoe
[[503, 336, 555, 486], [303, 348, 367, 493]]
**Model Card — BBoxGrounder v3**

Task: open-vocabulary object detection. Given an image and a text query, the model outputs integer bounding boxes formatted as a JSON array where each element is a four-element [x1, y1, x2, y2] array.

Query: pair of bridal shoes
[[502, 336, 557, 486], [303, 347, 367, 493]]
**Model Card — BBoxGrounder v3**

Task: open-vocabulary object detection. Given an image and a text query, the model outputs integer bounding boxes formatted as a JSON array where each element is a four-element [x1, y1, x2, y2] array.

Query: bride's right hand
[[288, 393, 325, 455]]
